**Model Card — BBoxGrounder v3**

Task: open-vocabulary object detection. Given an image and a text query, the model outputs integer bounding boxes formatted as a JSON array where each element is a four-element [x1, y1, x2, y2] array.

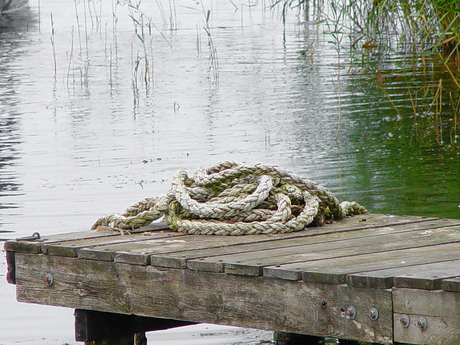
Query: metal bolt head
[[368, 307, 379, 321], [400, 314, 410, 328], [416, 317, 428, 331], [45, 273, 54, 287], [346, 306, 356, 320]]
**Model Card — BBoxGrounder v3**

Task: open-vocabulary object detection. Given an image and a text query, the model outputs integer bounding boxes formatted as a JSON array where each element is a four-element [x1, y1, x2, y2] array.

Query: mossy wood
[[6, 214, 460, 344]]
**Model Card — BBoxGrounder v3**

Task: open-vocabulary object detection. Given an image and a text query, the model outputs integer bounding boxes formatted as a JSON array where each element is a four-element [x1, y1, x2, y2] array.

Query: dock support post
[[84, 333, 145, 345], [273, 331, 325, 344], [273, 332, 371, 345], [75, 309, 193, 344]]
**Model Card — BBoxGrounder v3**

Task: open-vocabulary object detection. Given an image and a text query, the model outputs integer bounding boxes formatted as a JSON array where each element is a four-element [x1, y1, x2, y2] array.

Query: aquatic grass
[[50, 13, 57, 80], [73, 0, 82, 53], [273, 0, 460, 147], [128, 0, 150, 88], [155, 0, 168, 28], [66, 26, 75, 88], [287, 0, 460, 72], [201, 3, 219, 88], [168, 0, 178, 30]]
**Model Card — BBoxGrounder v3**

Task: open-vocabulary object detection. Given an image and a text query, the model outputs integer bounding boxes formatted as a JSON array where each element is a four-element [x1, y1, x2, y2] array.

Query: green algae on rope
[[91, 162, 368, 235]]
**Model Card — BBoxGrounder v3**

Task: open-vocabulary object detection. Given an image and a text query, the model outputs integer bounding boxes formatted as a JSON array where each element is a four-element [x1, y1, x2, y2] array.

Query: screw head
[[45, 273, 54, 287], [346, 306, 356, 320], [416, 317, 428, 331], [368, 307, 379, 321], [400, 314, 410, 328]]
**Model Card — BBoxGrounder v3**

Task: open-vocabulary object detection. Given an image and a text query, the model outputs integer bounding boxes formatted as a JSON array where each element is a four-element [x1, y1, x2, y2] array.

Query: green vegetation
[[274, 0, 460, 146], [274, 0, 459, 66]]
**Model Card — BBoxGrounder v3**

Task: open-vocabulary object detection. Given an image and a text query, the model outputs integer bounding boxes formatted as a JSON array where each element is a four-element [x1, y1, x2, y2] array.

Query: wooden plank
[[264, 242, 460, 283], [3, 222, 171, 254], [1, 214, 438, 258], [98, 215, 415, 266], [15, 253, 393, 344], [393, 288, 460, 318], [393, 313, 460, 345], [6, 250, 15, 284], [155, 218, 452, 271], [42, 230, 181, 258], [1, 214, 442, 256], [3, 230, 118, 254], [80, 234, 274, 265], [393, 288, 460, 344], [307, 213, 436, 232], [348, 259, 460, 290], [75, 214, 437, 268], [187, 224, 460, 276], [442, 277, 460, 292]]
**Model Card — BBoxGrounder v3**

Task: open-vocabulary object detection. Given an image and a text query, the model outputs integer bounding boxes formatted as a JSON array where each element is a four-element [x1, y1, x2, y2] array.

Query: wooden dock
[[5, 214, 460, 344]]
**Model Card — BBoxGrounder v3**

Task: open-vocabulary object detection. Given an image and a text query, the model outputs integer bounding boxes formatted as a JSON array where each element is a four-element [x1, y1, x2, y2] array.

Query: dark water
[[0, 0, 459, 344]]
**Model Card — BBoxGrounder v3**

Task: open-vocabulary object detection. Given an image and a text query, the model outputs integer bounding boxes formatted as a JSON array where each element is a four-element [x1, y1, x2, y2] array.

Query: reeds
[[276, 0, 459, 64], [50, 13, 57, 79], [275, 0, 460, 146], [201, 4, 219, 88]]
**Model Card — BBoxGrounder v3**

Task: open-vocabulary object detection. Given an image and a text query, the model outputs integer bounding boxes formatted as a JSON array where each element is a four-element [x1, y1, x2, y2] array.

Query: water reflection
[[335, 52, 460, 219], [0, 6, 36, 227], [0, 1, 459, 344]]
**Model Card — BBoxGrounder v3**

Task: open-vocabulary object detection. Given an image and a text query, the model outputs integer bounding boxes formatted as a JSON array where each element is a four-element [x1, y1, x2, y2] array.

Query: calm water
[[1, 0, 459, 344]]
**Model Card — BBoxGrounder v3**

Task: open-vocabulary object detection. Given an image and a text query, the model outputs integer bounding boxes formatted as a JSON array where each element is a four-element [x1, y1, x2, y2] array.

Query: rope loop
[[92, 162, 368, 235]]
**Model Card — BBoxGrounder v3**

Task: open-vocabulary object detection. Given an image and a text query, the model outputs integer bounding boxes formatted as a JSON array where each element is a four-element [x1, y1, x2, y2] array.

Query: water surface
[[1, 0, 459, 344]]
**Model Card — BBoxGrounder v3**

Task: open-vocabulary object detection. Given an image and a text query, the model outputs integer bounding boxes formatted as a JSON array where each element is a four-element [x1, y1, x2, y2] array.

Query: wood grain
[[15, 253, 393, 344]]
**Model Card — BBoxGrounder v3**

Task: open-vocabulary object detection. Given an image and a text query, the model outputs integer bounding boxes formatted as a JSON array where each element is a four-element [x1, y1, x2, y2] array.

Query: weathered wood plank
[[264, 241, 460, 283], [393, 288, 460, 318], [393, 288, 460, 344], [393, 313, 460, 345], [188, 224, 460, 276], [442, 277, 460, 292], [80, 234, 273, 265], [348, 259, 460, 290], [3, 230, 117, 254], [1, 214, 441, 255], [75, 309, 193, 341], [42, 230, 181, 258], [75, 214, 437, 268], [156, 218, 451, 271], [15, 253, 393, 344], [6, 250, 15, 284], [3, 222, 171, 254]]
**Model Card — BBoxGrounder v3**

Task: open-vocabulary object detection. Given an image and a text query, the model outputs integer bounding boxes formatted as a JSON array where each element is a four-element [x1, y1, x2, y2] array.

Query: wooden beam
[[393, 288, 460, 344], [273, 331, 325, 344], [6, 250, 15, 284], [15, 253, 393, 344], [75, 309, 193, 342]]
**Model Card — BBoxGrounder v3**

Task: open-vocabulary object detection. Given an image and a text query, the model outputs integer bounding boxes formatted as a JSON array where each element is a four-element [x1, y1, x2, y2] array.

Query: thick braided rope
[[192, 162, 344, 216], [91, 162, 368, 234]]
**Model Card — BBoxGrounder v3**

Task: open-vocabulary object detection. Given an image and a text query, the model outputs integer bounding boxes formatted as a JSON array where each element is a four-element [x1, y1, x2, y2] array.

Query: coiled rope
[[91, 161, 367, 235]]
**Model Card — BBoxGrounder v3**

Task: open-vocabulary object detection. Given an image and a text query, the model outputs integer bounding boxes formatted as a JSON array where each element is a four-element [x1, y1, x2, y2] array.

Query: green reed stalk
[[73, 0, 82, 54], [67, 26, 75, 88], [50, 13, 57, 79], [201, 4, 219, 88]]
